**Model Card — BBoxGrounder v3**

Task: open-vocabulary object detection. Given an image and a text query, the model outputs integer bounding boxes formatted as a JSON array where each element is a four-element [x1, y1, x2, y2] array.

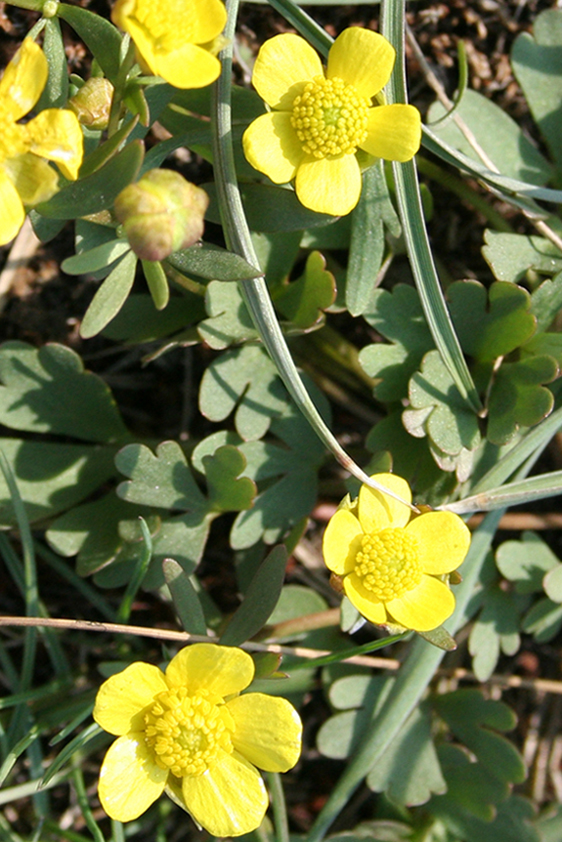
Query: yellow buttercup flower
[[94, 643, 302, 836], [242, 27, 422, 216], [323, 473, 470, 631], [111, 0, 227, 89], [0, 39, 83, 246]]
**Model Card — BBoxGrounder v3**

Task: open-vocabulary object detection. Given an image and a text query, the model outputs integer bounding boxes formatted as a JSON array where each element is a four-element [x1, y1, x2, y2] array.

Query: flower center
[[354, 528, 422, 601], [132, 0, 196, 52], [290, 75, 369, 159], [144, 688, 234, 777]]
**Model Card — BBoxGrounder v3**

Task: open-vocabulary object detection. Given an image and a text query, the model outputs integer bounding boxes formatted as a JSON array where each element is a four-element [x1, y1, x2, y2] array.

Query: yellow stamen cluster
[[290, 75, 369, 159], [133, 0, 194, 52], [354, 528, 422, 601], [144, 687, 234, 777]]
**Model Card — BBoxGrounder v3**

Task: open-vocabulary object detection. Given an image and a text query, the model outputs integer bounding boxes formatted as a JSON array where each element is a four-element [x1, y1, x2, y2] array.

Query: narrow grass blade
[[211, 0, 414, 508], [382, 2, 482, 413], [445, 469, 562, 514]]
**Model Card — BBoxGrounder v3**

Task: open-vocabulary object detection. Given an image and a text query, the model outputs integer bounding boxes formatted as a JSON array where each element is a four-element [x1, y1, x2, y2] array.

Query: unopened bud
[[68, 78, 114, 130], [114, 169, 209, 262]]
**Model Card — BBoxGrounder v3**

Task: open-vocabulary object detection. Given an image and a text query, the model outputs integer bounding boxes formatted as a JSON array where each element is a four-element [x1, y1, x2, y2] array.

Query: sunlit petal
[[242, 112, 304, 183], [407, 511, 471, 574], [0, 39, 47, 122], [360, 104, 421, 162], [182, 750, 268, 836], [252, 33, 323, 110], [165, 643, 254, 697], [150, 43, 221, 88], [357, 473, 412, 532], [327, 28, 395, 100], [93, 662, 168, 735], [0, 168, 25, 246], [228, 693, 302, 771], [386, 575, 455, 631], [98, 734, 168, 821], [25, 110, 84, 180], [322, 509, 363, 575], [4, 154, 58, 206], [343, 574, 387, 625], [295, 153, 361, 216]]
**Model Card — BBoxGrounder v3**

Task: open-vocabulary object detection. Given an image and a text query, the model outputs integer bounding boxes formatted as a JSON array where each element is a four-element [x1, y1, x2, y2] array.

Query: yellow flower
[[111, 0, 227, 89], [93, 643, 302, 836], [242, 27, 422, 216], [323, 473, 470, 631], [0, 39, 83, 246]]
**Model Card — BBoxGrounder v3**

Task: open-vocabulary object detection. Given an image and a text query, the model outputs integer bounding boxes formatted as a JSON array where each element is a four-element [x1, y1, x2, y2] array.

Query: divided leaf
[[0, 341, 128, 443], [199, 344, 290, 441], [274, 251, 336, 328], [360, 284, 433, 401], [482, 231, 562, 284], [403, 350, 481, 465], [448, 280, 536, 361], [487, 355, 558, 445], [433, 689, 526, 788], [198, 281, 258, 350], [468, 586, 523, 681], [366, 703, 447, 806]]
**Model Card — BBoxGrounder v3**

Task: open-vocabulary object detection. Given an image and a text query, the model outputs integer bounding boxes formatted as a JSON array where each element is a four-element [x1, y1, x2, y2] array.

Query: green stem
[[107, 36, 136, 137], [211, 0, 415, 508], [267, 772, 290, 842], [383, 0, 482, 414], [416, 156, 514, 233], [265, 0, 331, 56]]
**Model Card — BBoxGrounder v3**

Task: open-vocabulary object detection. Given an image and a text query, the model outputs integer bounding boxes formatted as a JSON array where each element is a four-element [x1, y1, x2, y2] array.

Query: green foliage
[[496, 531, 562, 642], [4, 4, 562, 840], [427, 89, 552, 186], [403, 350, 481, 479], [0, 340, 127, 444], [482, 231, 562, 283], [36, 140, 144, 218], [318, 678, 527, 831], [359, 284, 434, 401], [511, 8, 562, 174], [447, 281, 535, 362], [274, 251, 336, 328]]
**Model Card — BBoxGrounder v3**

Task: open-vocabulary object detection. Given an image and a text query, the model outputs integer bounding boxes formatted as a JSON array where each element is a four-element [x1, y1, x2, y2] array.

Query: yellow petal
[[182, 750, 268, 836], [5, 153, 59, 205], [406, 511, 471, 575], [0, 168, 25, 246], [0, 39, 47, 122], [112, 0, 226, 50], [327, 28, 395, 100], [360, 104, 421, 162], [165, 643, 254, 697], [252, 33, 323, 110], [322, 508, 363, 575], [357, 473, 412, 532], [93, 662, 168, 735], [24, 110, 84, 180], [386, 574, 455, 631], [146, 42, 221, 89], [343, 574, 387, 625], [243, 112, 304, 184], [295, 153, 362, 216], [227, 693, 302, 772], [98, 734, 168, 821]]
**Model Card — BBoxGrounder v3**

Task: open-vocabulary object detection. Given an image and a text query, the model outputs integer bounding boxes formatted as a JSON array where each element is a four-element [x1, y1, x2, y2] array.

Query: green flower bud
[[114, 169, 209, 262], [68, 78, 114, 130]]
